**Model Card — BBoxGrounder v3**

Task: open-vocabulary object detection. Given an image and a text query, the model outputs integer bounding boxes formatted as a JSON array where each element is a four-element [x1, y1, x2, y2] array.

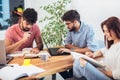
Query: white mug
[[40, 54, 48, 61], [39, 52, 50, 61]]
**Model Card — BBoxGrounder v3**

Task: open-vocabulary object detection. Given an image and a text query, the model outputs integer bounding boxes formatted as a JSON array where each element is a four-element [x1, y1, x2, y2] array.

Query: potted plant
[[40, 0, 71, 47]]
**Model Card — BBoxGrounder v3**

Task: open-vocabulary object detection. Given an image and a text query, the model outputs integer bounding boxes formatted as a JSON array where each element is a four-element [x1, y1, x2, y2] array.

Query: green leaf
[[40, 0, 71, 47]]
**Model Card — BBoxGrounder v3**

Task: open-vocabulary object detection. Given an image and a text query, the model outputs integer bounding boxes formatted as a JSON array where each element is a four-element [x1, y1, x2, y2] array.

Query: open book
[[71, 52, 105, 68], [8, 48, 41, 58], [0, 65, 45, 80]]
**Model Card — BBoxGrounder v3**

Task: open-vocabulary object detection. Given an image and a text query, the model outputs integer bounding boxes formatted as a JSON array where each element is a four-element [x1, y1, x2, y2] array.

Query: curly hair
[[22, 8, 37, 24]]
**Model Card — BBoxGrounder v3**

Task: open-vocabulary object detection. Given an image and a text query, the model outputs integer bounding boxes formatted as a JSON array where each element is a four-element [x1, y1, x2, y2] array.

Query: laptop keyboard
[[59, 52, 70, 55], [48, 48, 71, 56]]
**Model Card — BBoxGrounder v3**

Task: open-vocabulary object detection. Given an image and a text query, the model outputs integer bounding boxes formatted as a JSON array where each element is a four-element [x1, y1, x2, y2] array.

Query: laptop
[[42, 37, 70, 56], [0, 40, 13, 68]]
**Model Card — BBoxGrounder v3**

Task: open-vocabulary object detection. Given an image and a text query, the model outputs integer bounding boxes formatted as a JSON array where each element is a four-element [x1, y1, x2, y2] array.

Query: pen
[[0, 64, 14, 67]]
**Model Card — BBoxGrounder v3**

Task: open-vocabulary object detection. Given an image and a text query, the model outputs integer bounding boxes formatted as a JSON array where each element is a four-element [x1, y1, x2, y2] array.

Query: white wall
[[24, 0, 58, 29], [24, 0, 120, 40], [71, 0, 120, 40]]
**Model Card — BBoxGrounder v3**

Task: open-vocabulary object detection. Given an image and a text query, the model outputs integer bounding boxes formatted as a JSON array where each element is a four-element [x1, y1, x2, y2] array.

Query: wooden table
[[9, 55, 74, 80]]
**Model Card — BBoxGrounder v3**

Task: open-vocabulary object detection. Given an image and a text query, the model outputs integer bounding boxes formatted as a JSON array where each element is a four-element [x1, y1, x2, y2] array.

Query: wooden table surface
[[9, 55, 74, 80]]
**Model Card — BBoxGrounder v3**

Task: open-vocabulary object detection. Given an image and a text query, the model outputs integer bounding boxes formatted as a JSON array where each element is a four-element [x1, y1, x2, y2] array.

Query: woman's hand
[[98, 68, 113, 78], [79, 58, 87, 67], [85, 52, 94, 58]]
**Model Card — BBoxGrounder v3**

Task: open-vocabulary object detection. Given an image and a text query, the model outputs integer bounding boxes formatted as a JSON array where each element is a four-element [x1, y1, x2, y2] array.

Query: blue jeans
[[59, 69, 73, 79], [39, 77, 44, 80], [73, 58, 112, 80]]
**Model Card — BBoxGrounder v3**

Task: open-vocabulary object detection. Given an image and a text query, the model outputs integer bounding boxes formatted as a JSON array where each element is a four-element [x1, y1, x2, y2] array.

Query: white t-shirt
[[100, 42, 120, 79]]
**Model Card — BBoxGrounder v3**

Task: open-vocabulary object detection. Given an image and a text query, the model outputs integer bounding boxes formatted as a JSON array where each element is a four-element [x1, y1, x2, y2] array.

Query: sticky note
[[23, 59, 31, 66]]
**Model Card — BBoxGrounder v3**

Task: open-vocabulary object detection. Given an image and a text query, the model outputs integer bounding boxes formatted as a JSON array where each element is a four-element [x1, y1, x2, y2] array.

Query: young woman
[[73, 16, 120, 80]]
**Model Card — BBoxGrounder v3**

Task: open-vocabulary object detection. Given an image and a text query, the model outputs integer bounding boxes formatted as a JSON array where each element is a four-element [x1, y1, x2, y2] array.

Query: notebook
[[71, 52, 105, 68], [0, 40, 13, 68], [0, 65, 45, 80], [42, 37, 70, 56]]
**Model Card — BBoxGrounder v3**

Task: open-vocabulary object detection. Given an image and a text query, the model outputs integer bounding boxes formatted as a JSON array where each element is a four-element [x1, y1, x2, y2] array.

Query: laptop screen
[[41, 36, 57, 55], [42, 36, 70, 56]]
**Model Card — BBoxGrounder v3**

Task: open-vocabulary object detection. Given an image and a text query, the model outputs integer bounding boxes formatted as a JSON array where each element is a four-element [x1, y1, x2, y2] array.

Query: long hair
[[101, 17, 120, 49]]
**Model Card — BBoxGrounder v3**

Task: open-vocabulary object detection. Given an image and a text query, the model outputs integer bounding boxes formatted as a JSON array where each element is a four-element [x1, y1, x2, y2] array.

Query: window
[[0, 0, 2, 4], [0, 6, 2, 11], [0, 0, 3, 18], [0, 12, 2, 17]]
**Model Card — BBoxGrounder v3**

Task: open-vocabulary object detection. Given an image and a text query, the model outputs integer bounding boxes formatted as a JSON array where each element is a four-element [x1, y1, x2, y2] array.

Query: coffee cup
[[39, 51, 50, 61]]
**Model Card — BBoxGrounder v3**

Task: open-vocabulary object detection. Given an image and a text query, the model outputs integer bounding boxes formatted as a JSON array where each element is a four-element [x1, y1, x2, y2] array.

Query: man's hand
[[57, 48, 71, 53], [22, 32, 31, 42], [30, 47, 40, 54]]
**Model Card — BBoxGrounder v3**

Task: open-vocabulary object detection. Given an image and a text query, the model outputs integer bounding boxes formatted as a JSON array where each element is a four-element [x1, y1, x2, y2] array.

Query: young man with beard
[[5, 8, 43, 54], [58, 10, 99, 79]]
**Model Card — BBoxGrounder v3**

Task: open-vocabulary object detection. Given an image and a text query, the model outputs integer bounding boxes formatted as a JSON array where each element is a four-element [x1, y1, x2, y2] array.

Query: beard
[[21, 24, 30, 32], [20, 22, 31, 32], [69, 26, 76, 32], [22, 27, 30, 32]]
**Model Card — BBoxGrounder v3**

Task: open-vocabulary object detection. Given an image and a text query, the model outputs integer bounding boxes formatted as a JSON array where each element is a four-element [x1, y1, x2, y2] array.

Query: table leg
[[52, 74, 56, 80]]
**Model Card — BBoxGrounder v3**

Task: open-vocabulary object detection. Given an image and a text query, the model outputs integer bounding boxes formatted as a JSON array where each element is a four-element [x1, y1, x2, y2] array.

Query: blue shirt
[[64, 21, 99, 52]]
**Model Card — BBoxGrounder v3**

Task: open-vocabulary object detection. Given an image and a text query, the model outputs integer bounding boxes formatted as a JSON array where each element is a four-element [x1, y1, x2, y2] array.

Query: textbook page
[[0, 65, 45, 80], [71, 52, 105, 68], [7, 51, 23, 57], [8, 48, 41, 58]]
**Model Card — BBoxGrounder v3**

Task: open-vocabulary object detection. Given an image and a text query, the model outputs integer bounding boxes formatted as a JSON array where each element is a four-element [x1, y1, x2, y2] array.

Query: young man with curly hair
[[5, 8, 43, 54]]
